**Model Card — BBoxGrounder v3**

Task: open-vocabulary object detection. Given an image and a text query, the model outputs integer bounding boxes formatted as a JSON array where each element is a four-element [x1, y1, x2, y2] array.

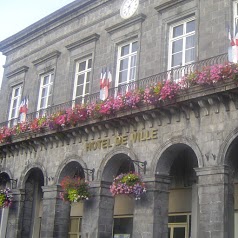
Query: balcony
[[1, 52, 238, 148], [1, 53, 228, 127]]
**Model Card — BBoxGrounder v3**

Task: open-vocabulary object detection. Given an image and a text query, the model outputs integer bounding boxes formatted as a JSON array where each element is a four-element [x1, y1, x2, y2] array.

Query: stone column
[[195, 166, 230, 238], [132, 174, 171, 238], [6, 189, 25, 238], [81, 181, 114, 238], [40, 185, 70, 238]]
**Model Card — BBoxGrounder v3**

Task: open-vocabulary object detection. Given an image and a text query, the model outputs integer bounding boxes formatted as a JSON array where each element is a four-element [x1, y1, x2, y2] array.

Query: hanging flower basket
[[110, 172, 146, 200], [0, 188, 13, 209], [60, 176, 90, 203]]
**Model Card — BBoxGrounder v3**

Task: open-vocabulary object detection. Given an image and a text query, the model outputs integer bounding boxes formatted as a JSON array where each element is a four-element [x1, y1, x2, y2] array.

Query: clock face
[[120, 0, 139, 19]]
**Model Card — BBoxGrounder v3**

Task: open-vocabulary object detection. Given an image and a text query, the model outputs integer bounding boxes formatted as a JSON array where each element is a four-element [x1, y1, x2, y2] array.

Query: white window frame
[[234, 1, 238, 33], [37, 72, 53, 112], [8, 84, 22, 121], [115, 40, 138, 88], [168, 17, 196, 70], [73, 57, 92, 104]]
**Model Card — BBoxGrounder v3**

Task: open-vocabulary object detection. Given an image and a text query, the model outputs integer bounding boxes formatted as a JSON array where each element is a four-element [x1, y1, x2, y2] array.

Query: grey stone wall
[[0, 0, 232, 122]]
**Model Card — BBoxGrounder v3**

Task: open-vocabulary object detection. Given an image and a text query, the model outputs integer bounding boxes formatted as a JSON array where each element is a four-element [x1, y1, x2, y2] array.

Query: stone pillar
[[195, 166, 230, 238], [40, 185, 70, 238], [6, 189, 25, 238], [132, 175, 170, 238], [81, 181, 114, 238]]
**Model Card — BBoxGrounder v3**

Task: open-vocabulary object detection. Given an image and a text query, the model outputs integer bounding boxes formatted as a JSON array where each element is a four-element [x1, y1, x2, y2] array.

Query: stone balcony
[[1, 53, 238, 159]]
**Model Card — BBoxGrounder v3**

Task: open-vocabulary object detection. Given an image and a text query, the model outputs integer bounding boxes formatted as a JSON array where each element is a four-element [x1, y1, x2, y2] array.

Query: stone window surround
[[37, 71, 54, 112], [66, 33, 99, 102], [8, 83, 23, 121], [167, 16, 195, 70], [156, 2, 197, 71], [115, 40, 138, 88], [72, 56, 92, 104]]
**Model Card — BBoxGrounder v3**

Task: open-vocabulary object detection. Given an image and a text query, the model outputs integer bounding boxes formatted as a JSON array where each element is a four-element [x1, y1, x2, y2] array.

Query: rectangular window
[[234, 1, 238, 31], [8, 84, 22, 123], [168, 213, 191, 238], [116, 40, 138, 90], [37, 72, 53, 113], [73, 57, 92, 104], [68, 217, 82, 238], [168, 18, 195, 70], [113, 216, 133, 237]]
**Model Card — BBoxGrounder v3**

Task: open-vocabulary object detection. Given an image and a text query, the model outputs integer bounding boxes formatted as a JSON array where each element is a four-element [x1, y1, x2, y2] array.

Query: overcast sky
[[0, 0, 75, 87]]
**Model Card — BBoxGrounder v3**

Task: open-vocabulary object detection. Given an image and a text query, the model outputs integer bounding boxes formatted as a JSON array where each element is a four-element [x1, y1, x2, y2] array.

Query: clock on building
[[120, 0, 139, 19]]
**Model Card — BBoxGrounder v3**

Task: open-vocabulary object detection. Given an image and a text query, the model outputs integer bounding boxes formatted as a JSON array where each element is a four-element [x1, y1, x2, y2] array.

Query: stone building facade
[[0, 0, 237, 238]]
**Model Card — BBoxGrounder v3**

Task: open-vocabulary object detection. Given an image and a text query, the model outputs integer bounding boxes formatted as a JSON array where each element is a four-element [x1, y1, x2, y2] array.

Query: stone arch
[[218, 127, 238, 165], [19, 162, 47, 188], [151, 136, 203, 175], [0, 168, 13, 180], [99, 146, 138, 182], [0, 172, 11, 188], [56, 154, 87, 184]]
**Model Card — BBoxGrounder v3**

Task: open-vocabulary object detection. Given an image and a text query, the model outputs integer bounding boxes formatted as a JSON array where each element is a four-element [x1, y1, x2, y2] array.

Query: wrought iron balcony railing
[[0, 53, 228, 128]]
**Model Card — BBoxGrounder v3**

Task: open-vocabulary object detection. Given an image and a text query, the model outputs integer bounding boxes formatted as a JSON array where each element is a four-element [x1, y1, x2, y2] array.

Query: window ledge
[[105, 14, 146, 34]]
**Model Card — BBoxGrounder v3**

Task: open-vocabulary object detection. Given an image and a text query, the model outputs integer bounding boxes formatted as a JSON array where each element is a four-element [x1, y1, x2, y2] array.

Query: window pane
[[121, 44, 130, 56], [14, 88, 20, 96], [173, 24, 183, 37], [49, 85, 53, 96], [13, 99, 18, 108], [119, 70, 128, 84], [47, 95, 52, 106], [88, 59, 92, 69], [132, 42, 138, 53], [120, 58, 129, 71], [129, 67, 136, 81], [85, 83, 89, 94], [168, 228, 171, 238], [43, 75, 49, 85], [76, 85, 83, 97], [186, 35, 195, 49], [186, 20, 195, 33], [70, 218, 79, 232], [86, 72, 91, 83], [40, 98, 46, 109], [77, 74, 85, 85], [42, 87, 48, 97], [168, 215, 187, 223], [131, 55, 137, 67], [172, 52, 182, 67], [11, 108, 16, 118], [172, 39, 183, 53], [173, 227, 185, 238], [79, 61, 86, 72], [185, 48, 195, 63], [113, 217, 133, 236]]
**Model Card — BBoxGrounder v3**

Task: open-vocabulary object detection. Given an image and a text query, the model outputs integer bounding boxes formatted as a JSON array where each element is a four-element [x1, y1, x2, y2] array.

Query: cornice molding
[[6, 66, 29, 79], [105, 14, 146, 34], [32, 50, 61, 66], [65, 33, 100, 51], [155, 0, 191, 13]]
